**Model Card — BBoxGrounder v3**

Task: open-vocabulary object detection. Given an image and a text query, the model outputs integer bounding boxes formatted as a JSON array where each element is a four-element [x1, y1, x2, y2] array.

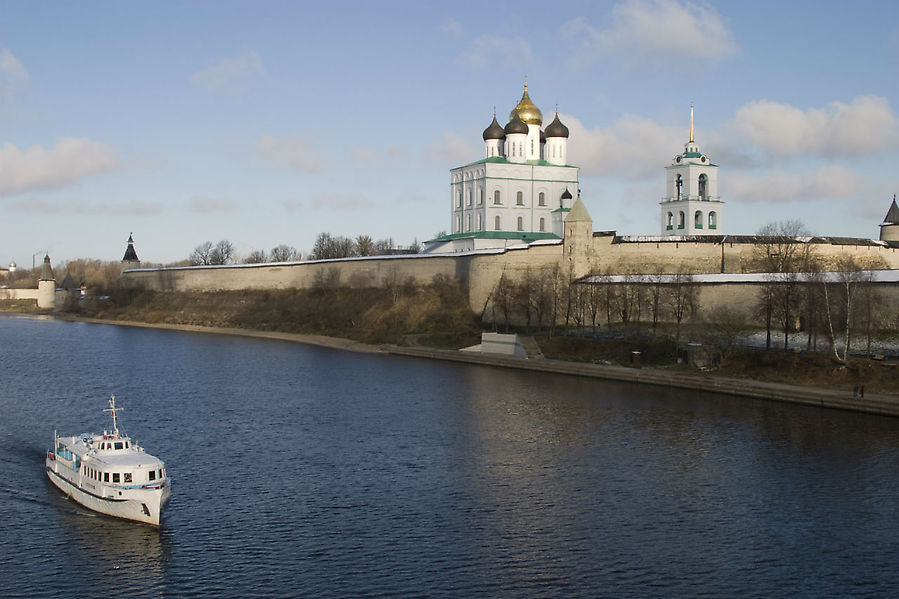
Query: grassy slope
[[57, 286, 899, 396]]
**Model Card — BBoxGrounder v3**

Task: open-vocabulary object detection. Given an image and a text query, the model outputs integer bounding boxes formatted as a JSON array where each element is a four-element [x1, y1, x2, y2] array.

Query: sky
[[1, 0, 898, 267]]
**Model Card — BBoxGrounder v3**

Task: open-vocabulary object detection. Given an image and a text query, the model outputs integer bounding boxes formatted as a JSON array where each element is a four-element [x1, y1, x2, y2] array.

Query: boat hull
[[46, 457, 171, 526]]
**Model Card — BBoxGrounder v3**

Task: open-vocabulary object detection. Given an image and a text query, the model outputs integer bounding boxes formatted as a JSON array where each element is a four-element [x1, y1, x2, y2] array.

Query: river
[[2, 314, 899, 598]]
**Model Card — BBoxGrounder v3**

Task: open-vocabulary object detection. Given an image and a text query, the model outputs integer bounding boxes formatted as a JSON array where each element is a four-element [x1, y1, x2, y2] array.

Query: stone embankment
[[59, 316, 899, 418], [387, 346, 899, 418]]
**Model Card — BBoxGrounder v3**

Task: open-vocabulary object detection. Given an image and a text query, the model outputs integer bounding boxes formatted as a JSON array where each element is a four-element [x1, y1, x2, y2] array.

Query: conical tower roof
[[883, 196, 899, 225], [566, 195, 592, 223], [122, 233, 139, 262], [40, 254, 54, 281]]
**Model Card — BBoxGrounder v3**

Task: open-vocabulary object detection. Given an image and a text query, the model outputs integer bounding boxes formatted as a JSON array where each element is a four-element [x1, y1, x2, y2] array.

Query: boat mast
[[104, 395, 123, 436]]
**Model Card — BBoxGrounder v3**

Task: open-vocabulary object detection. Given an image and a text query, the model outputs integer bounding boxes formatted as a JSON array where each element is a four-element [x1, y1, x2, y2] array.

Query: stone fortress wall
[[122, 228, 899, 319]]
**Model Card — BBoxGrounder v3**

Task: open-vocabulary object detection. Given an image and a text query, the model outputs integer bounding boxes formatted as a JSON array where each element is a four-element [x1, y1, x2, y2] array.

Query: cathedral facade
[[426, 85, 579, 253]]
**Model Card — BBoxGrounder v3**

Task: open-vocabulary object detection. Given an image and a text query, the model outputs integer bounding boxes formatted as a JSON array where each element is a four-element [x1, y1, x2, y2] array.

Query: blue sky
[[1, 0, 898, 265]]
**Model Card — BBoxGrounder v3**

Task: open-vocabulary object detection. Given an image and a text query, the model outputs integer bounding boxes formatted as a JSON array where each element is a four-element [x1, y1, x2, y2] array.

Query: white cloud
[[564, 0, 737, 69], [425, 131, 480, 165], [0, 49, 28, 98], [348, 145, 404, 166], [190, 48, 264, 92], [442, 18, 463, 38], [727, 165, 869, 204], [0, 138, 119, 195], [256, 134, 328, 173], [10, 197, 162, 215], [189, 195, 236, 212], [457, 35, 533, 69], [727, 95, 898, 159], [566, 113, 683, 177], [283, 193, 371, 213]]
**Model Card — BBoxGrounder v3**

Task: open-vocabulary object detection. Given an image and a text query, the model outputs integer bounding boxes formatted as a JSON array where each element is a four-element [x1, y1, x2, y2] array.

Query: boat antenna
[[104, 394, 123, 436]]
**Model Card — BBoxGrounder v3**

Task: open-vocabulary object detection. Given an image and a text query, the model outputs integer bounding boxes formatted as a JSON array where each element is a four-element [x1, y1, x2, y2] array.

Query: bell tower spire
[[689, 103, 694, 143]]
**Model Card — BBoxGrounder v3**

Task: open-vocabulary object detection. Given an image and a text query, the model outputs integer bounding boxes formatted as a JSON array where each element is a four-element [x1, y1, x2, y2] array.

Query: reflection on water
[[3, 315, 899, 598], [52, 496, 169, 596]]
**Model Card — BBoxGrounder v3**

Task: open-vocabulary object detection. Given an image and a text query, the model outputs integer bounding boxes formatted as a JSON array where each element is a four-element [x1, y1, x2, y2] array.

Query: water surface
[[2, 315, 898, 597]]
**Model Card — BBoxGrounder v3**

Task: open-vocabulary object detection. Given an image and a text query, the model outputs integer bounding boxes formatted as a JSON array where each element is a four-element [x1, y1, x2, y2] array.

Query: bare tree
[[822, 255, 886, 362], [492, 272, 515, 331], [190, 241, 215, 265], [355, 235, 375, 257], [751, 220, 817, 349], [208, 240, 234, 265], [514, 268, 536, 331], [270, 245, 299, 262], [244, 250, 268, 264], [312, 233, 355, 260], [648, 269, 666, 336], [585, 273, 607, 336], [669, 271, 697, 348]]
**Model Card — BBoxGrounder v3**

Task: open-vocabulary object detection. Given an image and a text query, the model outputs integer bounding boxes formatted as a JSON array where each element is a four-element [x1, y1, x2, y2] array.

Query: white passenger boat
[[45, 395, 171, 526]]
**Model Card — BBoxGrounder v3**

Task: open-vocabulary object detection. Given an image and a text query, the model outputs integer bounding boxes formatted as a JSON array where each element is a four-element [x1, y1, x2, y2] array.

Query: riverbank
[[55, 315, 899, 418]]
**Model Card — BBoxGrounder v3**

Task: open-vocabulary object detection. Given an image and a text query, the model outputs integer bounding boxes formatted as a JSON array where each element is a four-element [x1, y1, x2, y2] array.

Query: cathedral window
[[456, 191, 461, 208], [517, 216, 524, 231], [495, 215, 501, 231], [465, 214, 471, 232], [708, 211, 717, 229], [477, 189, 482, 205], [539, 217, 545, 232], [666, 212, 673, 230], [466, 190, 471, 206], [538, 192, 545, 206], [676, 175, 683, 200], [694, 210, 703, 229], [698, 174, 708, 200], [455, 215, 460, 233], [677, 211, 685, 229], [494, 190, 501, 205], [477, 214, 482, 230], [516, 191, 524, 206]]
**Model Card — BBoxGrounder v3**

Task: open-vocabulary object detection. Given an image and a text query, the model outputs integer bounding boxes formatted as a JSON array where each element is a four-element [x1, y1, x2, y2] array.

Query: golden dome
[[509, 84, 542, 126]]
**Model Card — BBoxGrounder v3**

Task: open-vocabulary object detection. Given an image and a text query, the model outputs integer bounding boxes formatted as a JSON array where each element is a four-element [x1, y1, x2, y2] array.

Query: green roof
[[428, 231, 561, 243], [456, 156, 574, 169]]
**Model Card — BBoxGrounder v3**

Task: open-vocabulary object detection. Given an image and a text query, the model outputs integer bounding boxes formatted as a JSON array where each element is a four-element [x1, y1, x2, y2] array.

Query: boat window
[[149, 470, 156, 481], [113, 473, 120, 483], [104, 472, 109, 482], [114, 442, 123, 450], [124, 473, 132, 483]]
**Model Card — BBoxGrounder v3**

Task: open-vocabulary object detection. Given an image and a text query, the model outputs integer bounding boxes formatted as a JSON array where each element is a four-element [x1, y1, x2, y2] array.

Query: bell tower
[[660, 105, 723, 236]]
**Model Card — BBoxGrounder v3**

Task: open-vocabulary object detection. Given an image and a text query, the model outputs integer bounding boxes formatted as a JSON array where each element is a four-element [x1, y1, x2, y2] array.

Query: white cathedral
[[424, 86, 724, 253]]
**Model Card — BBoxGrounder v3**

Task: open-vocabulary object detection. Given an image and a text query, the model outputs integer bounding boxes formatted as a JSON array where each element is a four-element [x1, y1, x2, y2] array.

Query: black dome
[[504, 112, 528, 135], [482, 115, 506, 140], [545, 113, 569, 138]]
